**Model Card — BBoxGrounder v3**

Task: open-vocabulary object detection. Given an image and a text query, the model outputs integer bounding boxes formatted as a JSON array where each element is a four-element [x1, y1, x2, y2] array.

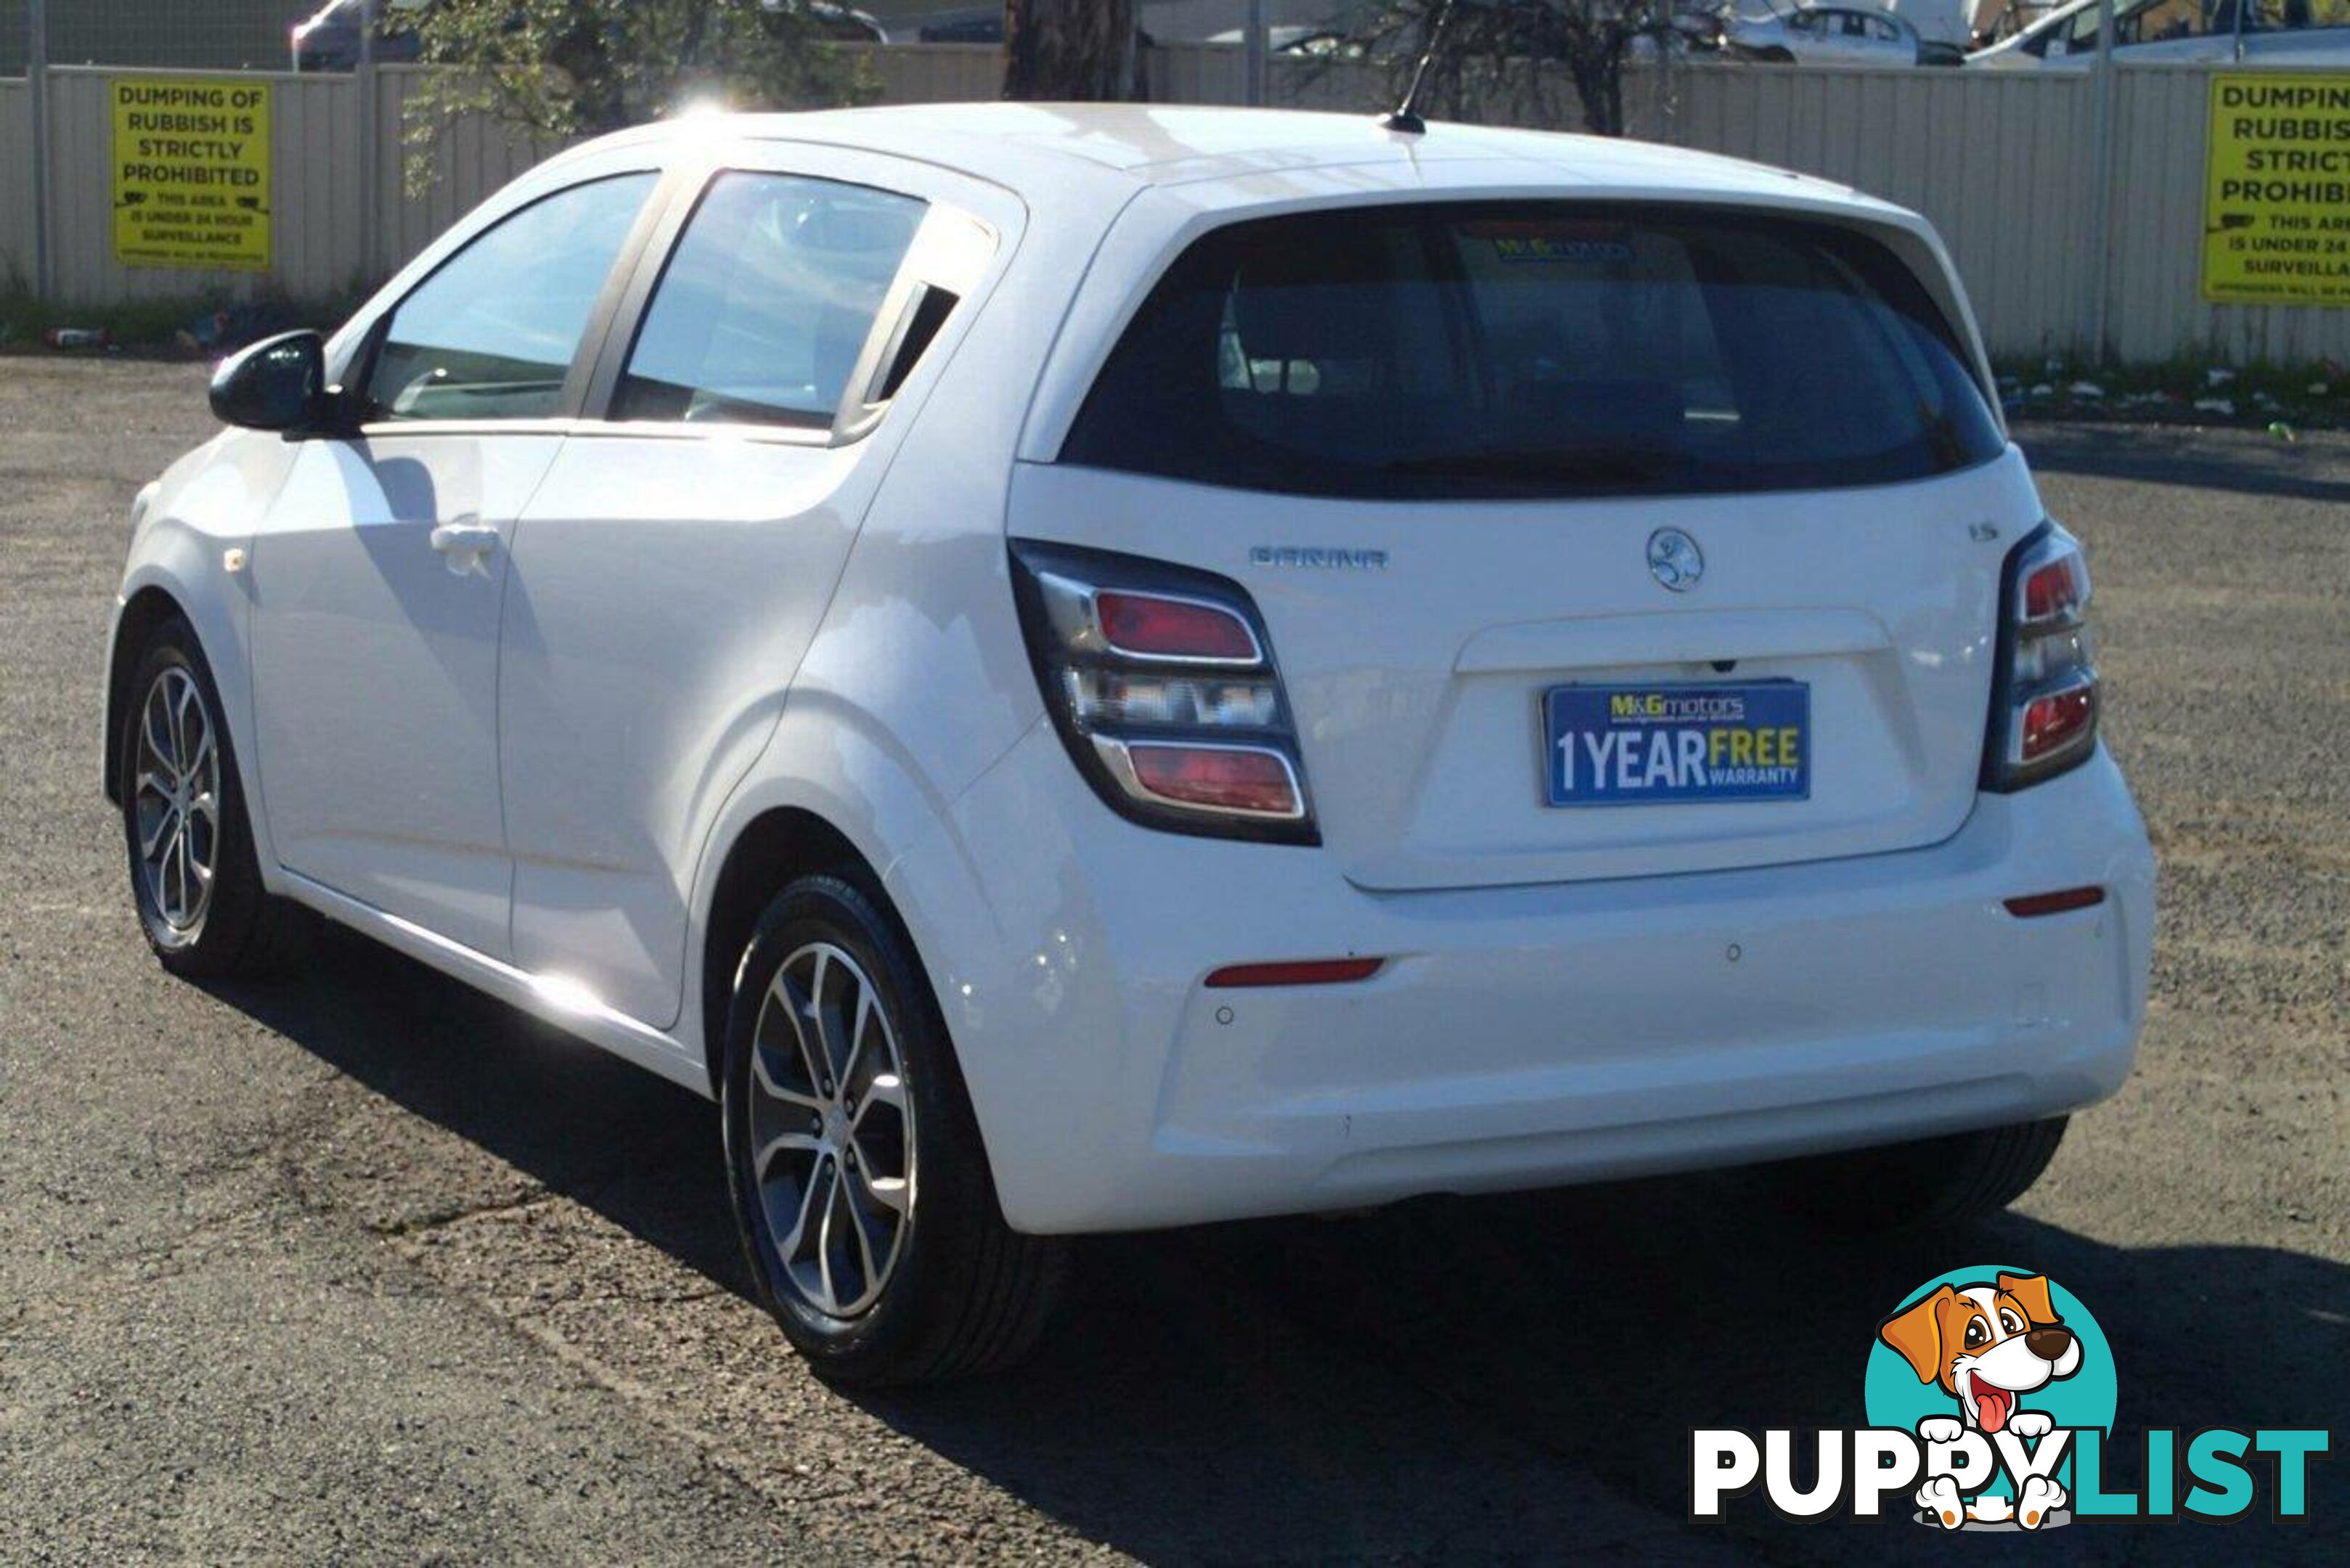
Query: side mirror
[[209, 330, 341, 434]]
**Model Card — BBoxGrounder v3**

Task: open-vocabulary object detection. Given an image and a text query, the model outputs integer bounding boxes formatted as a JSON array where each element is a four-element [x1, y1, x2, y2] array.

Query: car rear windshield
[[1060, 203, 2004, 500]]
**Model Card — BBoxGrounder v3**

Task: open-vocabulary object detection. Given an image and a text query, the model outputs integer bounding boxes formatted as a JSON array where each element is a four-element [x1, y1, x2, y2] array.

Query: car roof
[[580, 102, 1882, 213]]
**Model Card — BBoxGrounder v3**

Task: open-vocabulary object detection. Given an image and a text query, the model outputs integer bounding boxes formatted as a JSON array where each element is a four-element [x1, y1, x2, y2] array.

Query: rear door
[[248, 169, 658, 953], [1017, 200, 2031, 892], [498, 147, 1007, 1029]]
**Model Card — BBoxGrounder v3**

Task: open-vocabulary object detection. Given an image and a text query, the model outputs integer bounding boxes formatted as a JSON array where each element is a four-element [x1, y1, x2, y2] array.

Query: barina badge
[[1648, 528, 1703, 592]]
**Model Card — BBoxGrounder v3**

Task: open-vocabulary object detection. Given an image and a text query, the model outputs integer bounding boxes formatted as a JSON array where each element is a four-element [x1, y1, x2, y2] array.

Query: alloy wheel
[[746, 942, 915, 1319], [131, 666, 220, 937]]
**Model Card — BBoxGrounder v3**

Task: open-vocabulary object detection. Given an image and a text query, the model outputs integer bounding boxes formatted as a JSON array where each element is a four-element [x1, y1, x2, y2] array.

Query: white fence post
[[2084, 0, 2119, 363], [356, 0, 380, 285], [26, 0, 50, 298], [1243, 0, 1266, 108]]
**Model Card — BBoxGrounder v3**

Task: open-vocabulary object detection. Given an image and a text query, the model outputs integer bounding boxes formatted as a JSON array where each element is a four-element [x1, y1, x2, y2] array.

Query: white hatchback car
[[106, 105, 2153, 1384], [1970, 0, 2350, 68]]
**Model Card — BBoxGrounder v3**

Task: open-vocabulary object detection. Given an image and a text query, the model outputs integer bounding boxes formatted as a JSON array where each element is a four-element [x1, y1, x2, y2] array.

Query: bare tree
[[1341, 0, 1696, 138], [1001, 0, 1143, 101]]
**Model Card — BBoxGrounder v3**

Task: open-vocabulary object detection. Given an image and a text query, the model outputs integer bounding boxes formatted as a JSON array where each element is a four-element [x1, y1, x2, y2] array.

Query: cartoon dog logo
[[1878, 1272, 2082, 1530]]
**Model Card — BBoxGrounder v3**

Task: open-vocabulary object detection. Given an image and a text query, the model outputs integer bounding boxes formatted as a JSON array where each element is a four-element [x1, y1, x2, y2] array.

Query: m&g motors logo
[[1693, 1266, 2330, 1532]]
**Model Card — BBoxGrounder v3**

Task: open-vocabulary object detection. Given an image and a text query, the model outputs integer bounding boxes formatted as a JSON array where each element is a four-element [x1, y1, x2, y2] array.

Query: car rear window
[[1060, 203, 2004, 500]]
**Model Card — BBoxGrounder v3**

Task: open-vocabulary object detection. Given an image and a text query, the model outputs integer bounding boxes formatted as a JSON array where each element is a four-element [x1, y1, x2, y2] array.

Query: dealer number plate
[[1543, 682, 1811, 806]]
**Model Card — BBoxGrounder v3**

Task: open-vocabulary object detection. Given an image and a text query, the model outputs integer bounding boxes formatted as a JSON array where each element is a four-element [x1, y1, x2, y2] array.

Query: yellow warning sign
[[111, 78, 272, 271], [2203, 73, 2350, 307]]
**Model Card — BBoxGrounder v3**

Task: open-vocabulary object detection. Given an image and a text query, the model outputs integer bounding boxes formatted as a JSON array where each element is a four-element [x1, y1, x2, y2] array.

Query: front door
[[248, 171, 658, 955]]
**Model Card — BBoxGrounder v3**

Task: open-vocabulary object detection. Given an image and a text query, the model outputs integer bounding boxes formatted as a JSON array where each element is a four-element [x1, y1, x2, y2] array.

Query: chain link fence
[[1, 0, 305, 75]]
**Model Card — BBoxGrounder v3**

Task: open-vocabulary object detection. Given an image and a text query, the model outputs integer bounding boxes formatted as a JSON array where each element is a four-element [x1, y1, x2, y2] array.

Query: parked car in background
[[115, 103, 2152, 1386], [1879, 0, 1995, 48], [1728, 3, 1969, 62], [289, 0, 425, 72], [911, 7, 1003, 42], [1970, 0, 2350, 65], [1205, 24, 1356, 54], [804, 2, 891, 44], [912, 1, 1357, 44]]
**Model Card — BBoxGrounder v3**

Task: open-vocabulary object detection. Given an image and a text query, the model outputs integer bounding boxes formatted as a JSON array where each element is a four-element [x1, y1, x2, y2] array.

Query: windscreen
[[1061, 203, 2004, 500]]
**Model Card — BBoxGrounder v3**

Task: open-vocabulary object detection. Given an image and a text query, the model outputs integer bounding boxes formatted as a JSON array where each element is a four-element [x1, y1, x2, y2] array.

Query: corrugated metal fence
[[1655, 66, 2102, 365], [4, 46, 2346, 367], [1655, 62, 2343, 367]]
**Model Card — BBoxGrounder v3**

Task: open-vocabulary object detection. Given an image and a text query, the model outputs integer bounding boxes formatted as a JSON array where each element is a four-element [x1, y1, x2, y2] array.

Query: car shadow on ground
[[2016, 422, 2350, 506], [206, 921, 2349, 1564]]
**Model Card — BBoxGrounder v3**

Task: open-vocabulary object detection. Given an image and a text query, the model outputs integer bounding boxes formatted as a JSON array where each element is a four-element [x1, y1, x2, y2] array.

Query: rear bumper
[[888, 728, 2154, 1235]]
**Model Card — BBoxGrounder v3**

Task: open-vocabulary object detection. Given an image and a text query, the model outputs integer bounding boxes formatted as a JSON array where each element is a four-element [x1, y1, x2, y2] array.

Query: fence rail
[[5, 44, 2347, 368]]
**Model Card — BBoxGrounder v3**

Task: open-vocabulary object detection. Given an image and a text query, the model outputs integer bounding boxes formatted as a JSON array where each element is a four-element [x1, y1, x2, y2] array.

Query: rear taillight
[[1010, 539, 1316, 844], [1094, 590, 1259, 663], [1983, 523, 2099, 792]]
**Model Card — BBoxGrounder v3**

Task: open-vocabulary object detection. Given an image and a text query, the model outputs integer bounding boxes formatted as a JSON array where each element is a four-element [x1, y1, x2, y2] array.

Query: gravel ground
[[1, 359, 2343, 1564]]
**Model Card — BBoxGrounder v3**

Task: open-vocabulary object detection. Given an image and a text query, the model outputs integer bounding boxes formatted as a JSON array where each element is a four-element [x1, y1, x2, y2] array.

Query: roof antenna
[[1380, 0, 1457, 136]]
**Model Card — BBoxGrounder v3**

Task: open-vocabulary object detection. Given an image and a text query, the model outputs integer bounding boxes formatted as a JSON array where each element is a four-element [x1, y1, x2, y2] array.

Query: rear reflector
[[1096, 590, 1260, 663], [2004, 886, 2105, 918], [1127, 743, 1300, 817], [1205, 957, 1384, 989]]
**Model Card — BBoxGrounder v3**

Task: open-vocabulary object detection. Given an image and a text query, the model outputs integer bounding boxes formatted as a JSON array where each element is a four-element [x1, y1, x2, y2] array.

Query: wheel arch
[[105, 584, 195, 804], [696, 795, 1040, 1254], [105, 553, 280, 889], [698, 806, 892, 1095]]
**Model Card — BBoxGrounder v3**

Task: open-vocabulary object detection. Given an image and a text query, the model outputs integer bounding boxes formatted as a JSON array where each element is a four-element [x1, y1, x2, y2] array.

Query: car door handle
[[430, 521, 500, 556]]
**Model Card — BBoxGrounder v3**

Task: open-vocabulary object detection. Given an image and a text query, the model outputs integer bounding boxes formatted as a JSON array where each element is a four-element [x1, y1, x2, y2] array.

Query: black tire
[[721, 873, 1065, 1385], [118, 616, 293, 979], [1763, 1117, 2069, 1233]]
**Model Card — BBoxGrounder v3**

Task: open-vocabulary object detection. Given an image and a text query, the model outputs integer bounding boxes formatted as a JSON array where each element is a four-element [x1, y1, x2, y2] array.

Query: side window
[[363, 173, 656, 422], [613, 171, 928, 428]]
